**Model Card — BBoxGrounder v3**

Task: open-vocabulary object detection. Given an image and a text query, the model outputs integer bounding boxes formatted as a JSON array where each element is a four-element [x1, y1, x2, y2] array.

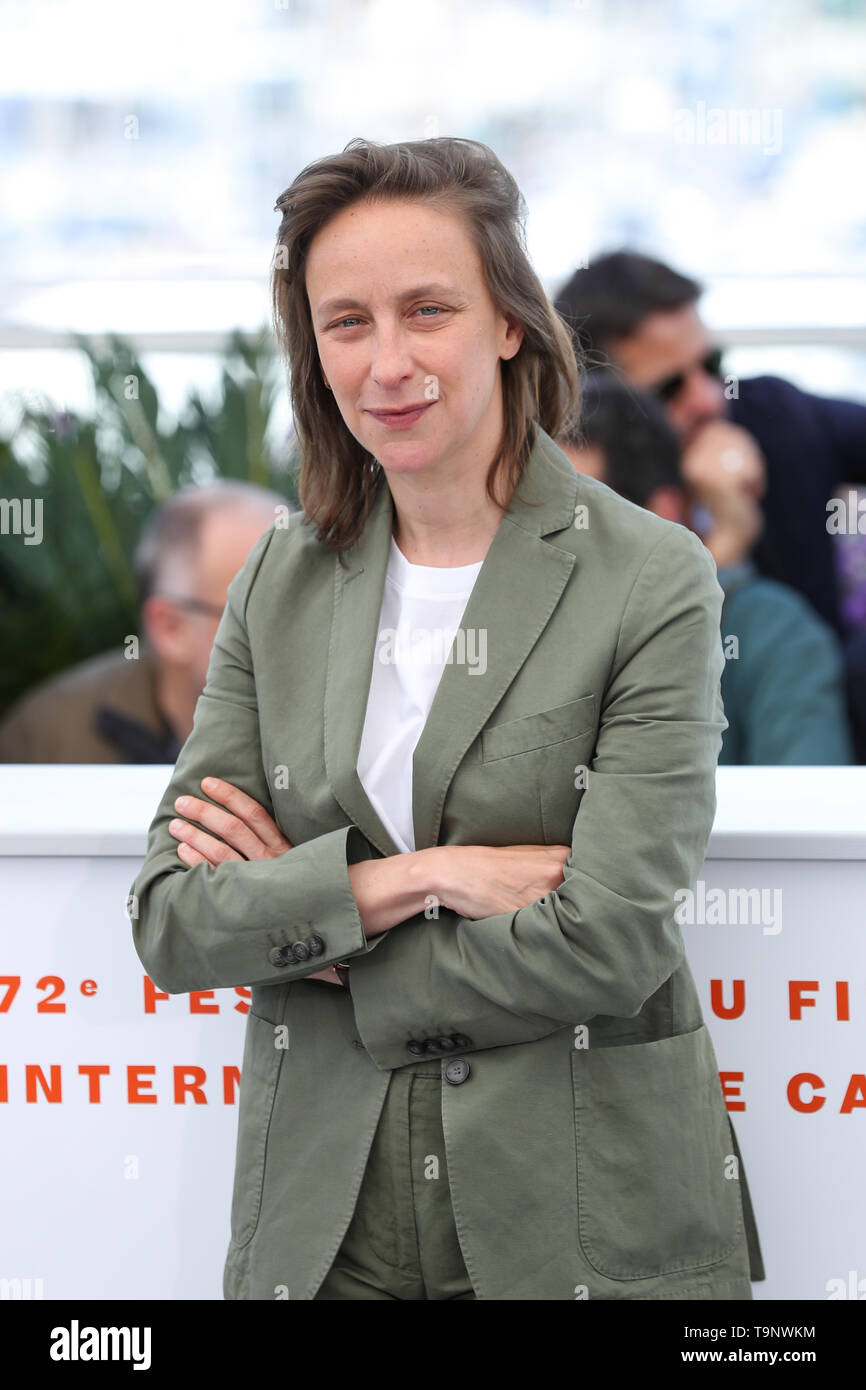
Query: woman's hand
[[169, 777, 293, 865], [168, 778, 344, 986], [431, 843, 572, 920]]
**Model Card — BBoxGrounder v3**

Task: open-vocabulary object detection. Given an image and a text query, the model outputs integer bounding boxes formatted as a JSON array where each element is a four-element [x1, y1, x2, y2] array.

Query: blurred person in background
[[0, 481, 287, 764], [558, 374, 855, 766], [554, 252, 866, 632]]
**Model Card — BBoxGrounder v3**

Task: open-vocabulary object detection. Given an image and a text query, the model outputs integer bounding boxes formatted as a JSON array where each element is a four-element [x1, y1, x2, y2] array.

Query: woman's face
[[305, 198, 523, 478]]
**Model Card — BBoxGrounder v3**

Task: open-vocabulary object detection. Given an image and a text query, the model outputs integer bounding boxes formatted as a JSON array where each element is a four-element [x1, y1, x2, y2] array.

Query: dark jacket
[[729, 375, 866, 637]]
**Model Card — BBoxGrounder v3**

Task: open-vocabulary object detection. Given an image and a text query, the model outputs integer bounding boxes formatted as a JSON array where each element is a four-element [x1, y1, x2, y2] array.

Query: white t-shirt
[[357, 534, 483, 853]]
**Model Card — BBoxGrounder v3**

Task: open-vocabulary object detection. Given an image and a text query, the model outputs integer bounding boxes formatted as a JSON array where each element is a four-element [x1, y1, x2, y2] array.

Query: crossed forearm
[[348, 848, 442, 937]]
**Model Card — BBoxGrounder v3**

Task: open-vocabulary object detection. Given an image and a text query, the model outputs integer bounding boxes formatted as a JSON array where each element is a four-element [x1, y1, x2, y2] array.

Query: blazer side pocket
[[228, 1010, 285, 1250], [482, 694, 597, 761], [571, 1023, 744, 1279]]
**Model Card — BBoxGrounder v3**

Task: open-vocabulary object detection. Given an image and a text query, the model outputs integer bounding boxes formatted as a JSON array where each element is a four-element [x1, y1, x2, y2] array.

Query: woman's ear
[[500, 315, 524, 360]]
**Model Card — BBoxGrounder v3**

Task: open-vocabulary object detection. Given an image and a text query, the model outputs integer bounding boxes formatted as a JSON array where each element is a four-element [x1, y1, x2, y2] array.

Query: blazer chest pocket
[[482, 695, 596, 761], [480, 696, 597, 845]]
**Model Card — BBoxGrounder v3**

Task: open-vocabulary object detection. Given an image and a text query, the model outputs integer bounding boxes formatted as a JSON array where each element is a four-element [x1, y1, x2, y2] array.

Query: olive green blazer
[[130, 423, 763, 1300]]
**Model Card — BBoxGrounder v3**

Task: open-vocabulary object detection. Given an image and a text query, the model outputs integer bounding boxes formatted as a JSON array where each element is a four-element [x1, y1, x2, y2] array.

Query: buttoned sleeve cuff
[[348, 913, 538, 1070], [131, 821, 385, 995], [258, 823, 385, 982]]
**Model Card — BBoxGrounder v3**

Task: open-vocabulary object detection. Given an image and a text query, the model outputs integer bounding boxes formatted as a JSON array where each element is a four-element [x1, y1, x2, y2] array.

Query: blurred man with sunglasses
[[555, 251, 866, 642]]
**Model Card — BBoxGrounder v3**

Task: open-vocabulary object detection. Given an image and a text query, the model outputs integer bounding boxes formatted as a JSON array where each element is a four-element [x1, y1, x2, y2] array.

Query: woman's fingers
[[171, 795, 263, 860], [201, 777, 294, 852], [172, 777, 292, 861], [168, 817, 245, 865]]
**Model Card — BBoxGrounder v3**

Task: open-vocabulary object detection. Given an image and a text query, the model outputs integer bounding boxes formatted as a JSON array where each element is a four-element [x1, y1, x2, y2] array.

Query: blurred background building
[[2, 0, 864, 421]]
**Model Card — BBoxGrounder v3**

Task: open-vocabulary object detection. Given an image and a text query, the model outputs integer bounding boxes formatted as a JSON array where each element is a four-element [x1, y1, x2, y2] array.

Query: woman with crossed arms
[[130, 136, 763, 1301]]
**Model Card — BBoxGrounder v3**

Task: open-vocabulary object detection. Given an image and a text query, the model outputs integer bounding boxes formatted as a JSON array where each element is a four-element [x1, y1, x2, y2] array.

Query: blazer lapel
[[324, 475, 402, 857], [412, 430, 580, 850], [324, 425, 581, 856]]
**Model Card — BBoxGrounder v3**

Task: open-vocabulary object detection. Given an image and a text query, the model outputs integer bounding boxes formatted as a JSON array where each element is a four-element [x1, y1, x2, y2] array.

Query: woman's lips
[[366, 401, 435, 429]]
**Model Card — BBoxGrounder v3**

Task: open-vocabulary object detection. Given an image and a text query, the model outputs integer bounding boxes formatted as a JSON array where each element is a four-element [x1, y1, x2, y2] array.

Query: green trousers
[[314, 1063, 477, 1300]]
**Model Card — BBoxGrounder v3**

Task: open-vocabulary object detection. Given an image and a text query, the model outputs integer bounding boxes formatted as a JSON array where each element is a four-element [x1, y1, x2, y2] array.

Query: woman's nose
[[369, 328, 414, 388]]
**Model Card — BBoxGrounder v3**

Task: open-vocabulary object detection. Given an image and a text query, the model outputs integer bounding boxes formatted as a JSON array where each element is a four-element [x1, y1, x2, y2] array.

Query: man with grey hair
[[0, 481, 289, 763]]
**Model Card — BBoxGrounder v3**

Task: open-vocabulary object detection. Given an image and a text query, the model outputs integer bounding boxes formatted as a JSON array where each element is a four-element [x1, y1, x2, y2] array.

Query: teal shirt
[[717, 560, 854, 765]]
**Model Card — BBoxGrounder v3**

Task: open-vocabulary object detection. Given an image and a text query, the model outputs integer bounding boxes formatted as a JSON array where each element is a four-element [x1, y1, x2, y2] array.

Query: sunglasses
[[651, 347, 724, 403]]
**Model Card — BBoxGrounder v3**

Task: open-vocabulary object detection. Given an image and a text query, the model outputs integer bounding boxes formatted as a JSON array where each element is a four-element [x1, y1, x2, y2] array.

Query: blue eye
[[333, 316, 363, 329], [417, 305, 441, 316]]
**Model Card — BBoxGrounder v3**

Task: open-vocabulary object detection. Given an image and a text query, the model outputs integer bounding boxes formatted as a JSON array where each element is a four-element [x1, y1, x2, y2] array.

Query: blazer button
[[444, 1058, 471, 1085], [268, 946, 290, 967], [291, 941, 311, 962], [436, 1035, 457, 1051], [423, 1038, 441, 1054], [406, 1040, 426, 1056], [451, 1034, 473, 1049], [307, 934, 325, 956]]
